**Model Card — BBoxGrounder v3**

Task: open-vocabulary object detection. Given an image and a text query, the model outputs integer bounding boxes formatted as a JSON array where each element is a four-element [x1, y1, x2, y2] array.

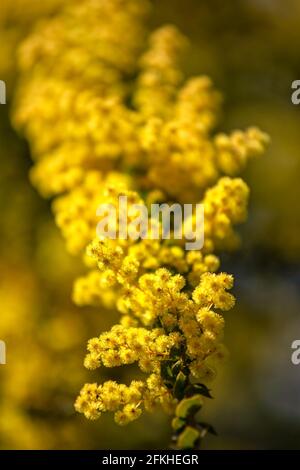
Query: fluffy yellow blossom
[[78, 268, 234, 416], [12, 0, 269, 449], [134, 25, 188, 117], [192, 272, 235, 311], [84, 325, 181, 371], [202, 177, 250, 252], [75, 376, 173, 424], [0, 0, 64, 90], [215, 127, 270, 175]]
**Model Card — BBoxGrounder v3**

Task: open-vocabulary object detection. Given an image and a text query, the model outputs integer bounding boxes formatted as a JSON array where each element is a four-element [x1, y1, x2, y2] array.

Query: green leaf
[[171, 417, 186, 432], [177, 426, 200, 449], [161, 361, 174, 382], [175, 394, 203, 419], [197, 421, 218, 436], [173, 371, 187, 400], [188, 383, 213, 399], [171, 360, 183, 376]]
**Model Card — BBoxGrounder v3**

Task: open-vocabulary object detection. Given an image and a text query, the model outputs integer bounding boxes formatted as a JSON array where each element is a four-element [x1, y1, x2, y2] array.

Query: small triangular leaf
[[171, 417, 186, 432], [175, 394, 203, 419], [188, 383, 213, 399], [197, 421, 218, 436], [178, 426, 200, 449], [161, 361, 174, 382], [173, 371, 188, 400]]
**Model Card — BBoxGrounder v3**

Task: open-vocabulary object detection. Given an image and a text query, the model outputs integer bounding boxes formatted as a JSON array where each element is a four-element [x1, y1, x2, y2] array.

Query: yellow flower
[[12, 0, 268, 439]]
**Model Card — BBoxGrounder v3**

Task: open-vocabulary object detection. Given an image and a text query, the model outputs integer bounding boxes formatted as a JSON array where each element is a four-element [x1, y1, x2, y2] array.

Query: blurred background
[[0, 0, 300, 449]]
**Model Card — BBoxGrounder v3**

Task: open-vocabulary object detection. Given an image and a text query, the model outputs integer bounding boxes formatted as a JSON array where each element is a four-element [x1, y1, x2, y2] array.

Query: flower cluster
[[75, 266, 234, 430], [75, 374, 175, 425], [0, 0, 63, 88], [13, 0, 269, 448]]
